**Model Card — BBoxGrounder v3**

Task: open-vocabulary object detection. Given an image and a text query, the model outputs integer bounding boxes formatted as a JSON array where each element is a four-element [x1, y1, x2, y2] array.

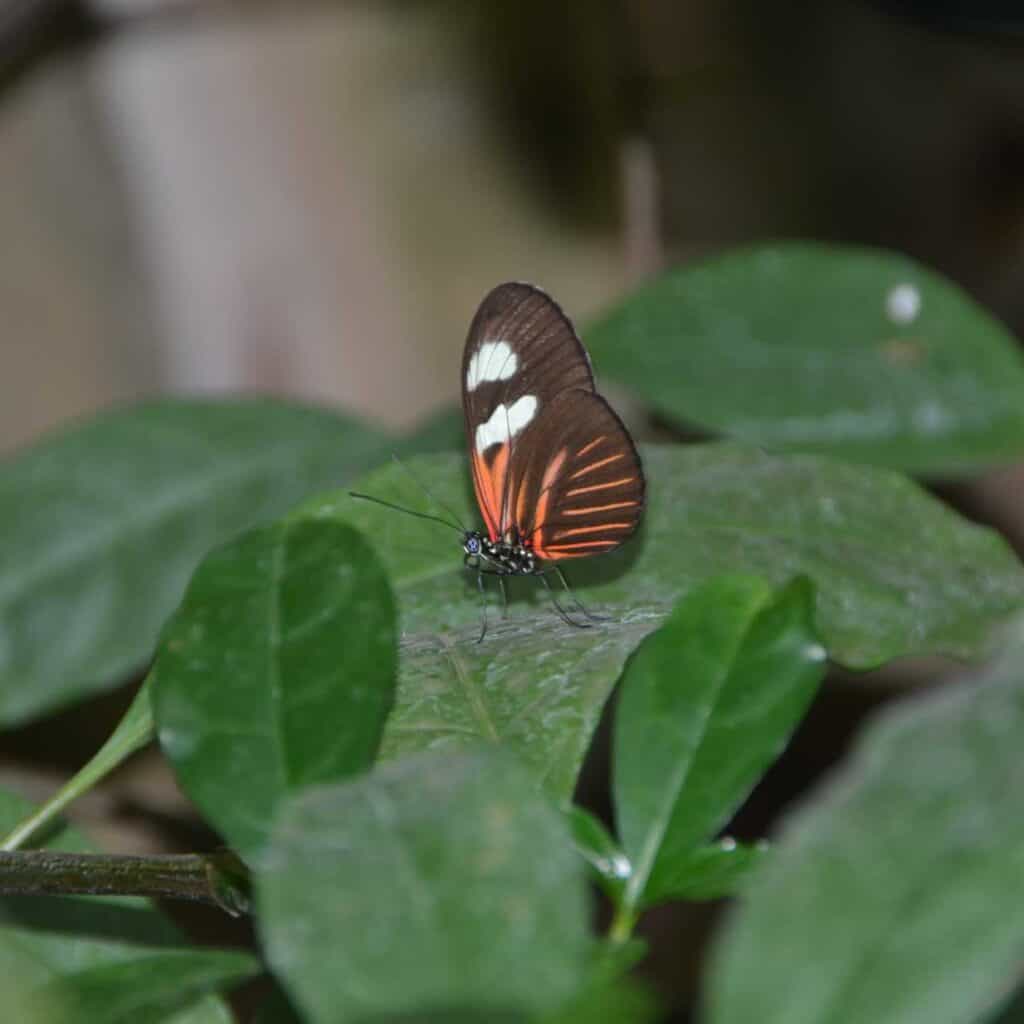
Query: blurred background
[[2, 1, 1023, 1018], [5, 0, 1024, 455]]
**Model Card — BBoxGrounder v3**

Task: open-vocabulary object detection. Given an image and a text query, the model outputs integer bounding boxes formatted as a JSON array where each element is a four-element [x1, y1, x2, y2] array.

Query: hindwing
[[506, 389, 645, 559]]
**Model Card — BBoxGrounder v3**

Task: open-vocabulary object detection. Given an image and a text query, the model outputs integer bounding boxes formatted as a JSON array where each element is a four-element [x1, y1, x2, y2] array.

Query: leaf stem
[[0, 849, 251, 915], [1, 681, 155, 852], [608, 903, 638, 945]]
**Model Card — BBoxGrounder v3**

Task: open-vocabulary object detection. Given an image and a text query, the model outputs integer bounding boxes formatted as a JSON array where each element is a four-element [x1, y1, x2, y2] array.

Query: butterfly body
[[463, 530, 537, 576]]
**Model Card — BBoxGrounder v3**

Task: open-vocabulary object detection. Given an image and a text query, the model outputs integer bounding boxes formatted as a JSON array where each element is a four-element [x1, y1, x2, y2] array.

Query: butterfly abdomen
[[480, 537, 537, 576]]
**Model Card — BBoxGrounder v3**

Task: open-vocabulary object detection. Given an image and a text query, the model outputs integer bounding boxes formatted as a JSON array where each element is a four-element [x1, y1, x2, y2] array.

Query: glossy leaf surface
[[153, 520, 396, 859], [641, 839, 767, 906], [0, 399, 391, 725], [707, 623, 1024, 1024], [588, 243, 1024, 474], [33, 950, 256, 1024], [259, 750, 591, 1023], [0, 788, 246, 1024], [613, 576, 824, 910], [304, 446, 1022, 798]]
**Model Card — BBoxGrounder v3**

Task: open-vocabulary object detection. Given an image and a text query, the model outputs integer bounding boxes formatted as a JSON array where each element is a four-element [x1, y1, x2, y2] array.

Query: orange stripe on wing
[[471, 445, 508, 541], [490, 444, 510, 536], [514, 466, 530, 532], [527, 448, 568, 542], [543, 539, 618, 552], [566, 476, 634, 497], [469, 452, 497, 540], [562, 501, 639, 516], [569, 453, 624, 480], [575, 435, 606, 458], [555, 522, 633, 539]]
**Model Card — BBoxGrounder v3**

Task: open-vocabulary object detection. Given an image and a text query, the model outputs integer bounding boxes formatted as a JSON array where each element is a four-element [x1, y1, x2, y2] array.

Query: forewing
[[461, 282, 595, 539], [508, 389, 645, 560]]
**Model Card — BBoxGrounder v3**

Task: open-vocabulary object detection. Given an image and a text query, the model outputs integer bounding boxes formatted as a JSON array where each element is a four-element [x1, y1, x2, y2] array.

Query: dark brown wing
[[461, 283, 595, 540], [506, 388, 645, 560]]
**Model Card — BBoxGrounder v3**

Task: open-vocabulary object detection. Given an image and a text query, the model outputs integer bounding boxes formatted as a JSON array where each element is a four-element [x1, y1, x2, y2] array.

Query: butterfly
[[354, 282, 645, 638]]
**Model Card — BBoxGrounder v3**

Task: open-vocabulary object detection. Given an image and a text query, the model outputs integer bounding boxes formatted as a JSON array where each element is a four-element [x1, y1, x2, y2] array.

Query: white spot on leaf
[[466, 340, 518, 391], [611, 853, 632, 879], [804, 642, 827, 663], [886, 283, 921, 325], [912, 399, 953, 435], [475, 395, 538, 451]]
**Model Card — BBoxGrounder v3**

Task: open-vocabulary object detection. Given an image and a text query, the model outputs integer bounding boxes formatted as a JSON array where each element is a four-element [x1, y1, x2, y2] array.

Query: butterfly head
[[463, 530, 485, 564]]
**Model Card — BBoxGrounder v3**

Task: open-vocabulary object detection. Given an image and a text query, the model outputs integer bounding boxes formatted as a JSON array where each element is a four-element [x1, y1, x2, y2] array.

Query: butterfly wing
[[506, 388, 645, 560], [461, 283, 595, 541]]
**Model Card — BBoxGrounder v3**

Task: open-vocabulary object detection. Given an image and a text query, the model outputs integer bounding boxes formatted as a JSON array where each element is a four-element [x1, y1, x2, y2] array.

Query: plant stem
[[0, 849, 251, 915], [608, 903, 638, 944], [1, 680, 155, 852]]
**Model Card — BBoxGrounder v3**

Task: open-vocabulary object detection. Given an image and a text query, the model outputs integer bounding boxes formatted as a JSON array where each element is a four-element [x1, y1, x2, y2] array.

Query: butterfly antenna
[[348, 491, 463, 533], [390, 453, 469, 532]]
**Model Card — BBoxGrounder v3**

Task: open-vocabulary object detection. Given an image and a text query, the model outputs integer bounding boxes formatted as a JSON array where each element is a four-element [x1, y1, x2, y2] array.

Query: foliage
[[705, 622, 1024, 1024], [2, 244, 1024, 1021], [0, 789, 255, 1024], [587, 242, 1024, 475]]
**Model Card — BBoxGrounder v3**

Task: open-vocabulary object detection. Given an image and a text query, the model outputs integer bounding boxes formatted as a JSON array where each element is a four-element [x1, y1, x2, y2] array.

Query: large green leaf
[[31, 951, 256, 1024], [614, 576, 825, 912], [566, 807, 630, 901], [541, 978, 659, 1024], [0, 399, 391, 726], [705, 622, 1024, 1024], [153, 520, 396, 860], [258, 749, 591, 1023], [2, 681, 156, 852], [0, 788, 249, 1024], [641, 839, 767, 906], [298, 445, 1023, 799], [567, 805, 766, 907], [587, 243, 1024, 475]]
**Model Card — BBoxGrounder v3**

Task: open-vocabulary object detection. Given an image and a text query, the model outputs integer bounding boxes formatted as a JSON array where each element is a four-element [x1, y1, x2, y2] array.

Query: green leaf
[[538, 938, 657, 1024], [32, 950, 257, 1024], [613, 576, 825, 912], [0, 398, 392, 727], [0, 788, 245, 1024], [706, 621, 1024, 1024], [587, 242, 1024, 475], [3, 682, 154, 851], [641, 838, 767, 905], [566, 807, 630, 901], [303, 445, 1023, 799], [540, 979, 658, 1024], [153, 520, 396, 860], [258, 749, 591, 1023]]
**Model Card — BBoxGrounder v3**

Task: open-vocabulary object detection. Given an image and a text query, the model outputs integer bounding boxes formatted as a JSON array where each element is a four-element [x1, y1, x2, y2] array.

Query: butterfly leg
[[475, 569, 489, 644], [497, 573, 510, 618], [537, 571, 590, 629], [476, 568, 510, 623], [551, 564, 609, 624]]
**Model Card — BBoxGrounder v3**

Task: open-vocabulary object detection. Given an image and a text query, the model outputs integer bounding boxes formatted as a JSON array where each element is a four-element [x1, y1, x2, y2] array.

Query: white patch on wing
[[466, 340, 518, 391], [475, 395, 538, 452]]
